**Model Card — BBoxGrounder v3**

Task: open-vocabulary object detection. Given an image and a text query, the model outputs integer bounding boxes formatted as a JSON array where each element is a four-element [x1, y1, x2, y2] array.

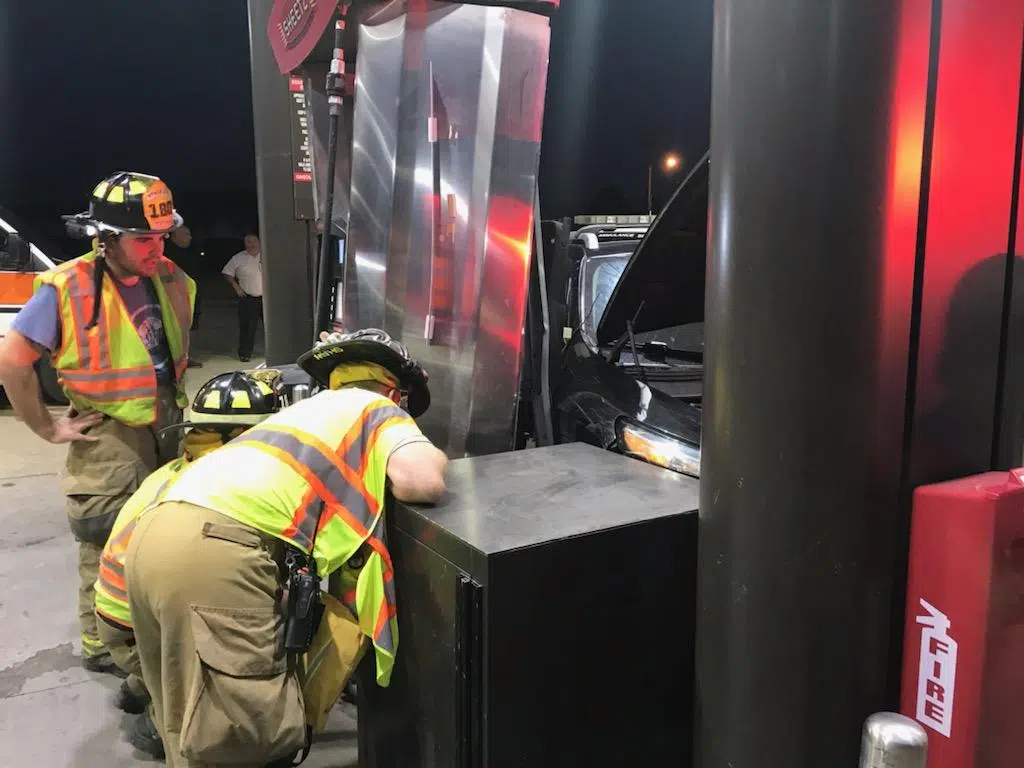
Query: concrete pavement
[[0, 301, 359, 766]]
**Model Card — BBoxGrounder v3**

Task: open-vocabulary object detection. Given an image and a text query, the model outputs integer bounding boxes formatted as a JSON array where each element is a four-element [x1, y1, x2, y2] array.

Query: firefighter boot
[[82, 652, 128, 678], [115, 677, 150, 715], [341, 678, 357, 704], [130, 709, 166, 760]]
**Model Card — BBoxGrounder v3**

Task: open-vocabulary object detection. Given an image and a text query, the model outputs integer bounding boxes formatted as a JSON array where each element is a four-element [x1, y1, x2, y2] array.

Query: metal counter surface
[[389, 441, 699, 578]]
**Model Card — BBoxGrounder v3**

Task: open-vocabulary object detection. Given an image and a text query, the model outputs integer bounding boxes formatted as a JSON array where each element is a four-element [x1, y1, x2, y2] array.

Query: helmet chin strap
[[84, 252, 108, 331]]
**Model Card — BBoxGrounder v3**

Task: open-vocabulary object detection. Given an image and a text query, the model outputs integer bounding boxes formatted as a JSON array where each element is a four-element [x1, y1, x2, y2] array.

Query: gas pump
[[312, 7, 349, 340]]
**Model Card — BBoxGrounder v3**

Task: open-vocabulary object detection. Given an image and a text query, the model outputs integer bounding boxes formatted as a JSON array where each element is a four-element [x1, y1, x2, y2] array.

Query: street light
[[648, 151, 684, 215]]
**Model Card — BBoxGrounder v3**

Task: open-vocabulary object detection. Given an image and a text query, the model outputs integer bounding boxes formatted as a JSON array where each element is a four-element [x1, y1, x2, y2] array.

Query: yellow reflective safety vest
[[34, 250, 195, 425], [95, 456, 189, 629], [160, 388, 430, 686]]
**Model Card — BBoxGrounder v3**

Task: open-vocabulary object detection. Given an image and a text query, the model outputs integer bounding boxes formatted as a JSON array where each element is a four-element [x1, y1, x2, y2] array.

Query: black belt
[[97, 612, 134, 639]]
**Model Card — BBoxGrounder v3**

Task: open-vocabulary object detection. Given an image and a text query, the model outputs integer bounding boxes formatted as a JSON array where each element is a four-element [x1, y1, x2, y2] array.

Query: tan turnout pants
[[64, 388, 181, 660], [95, 615, 147, 698], [127, 501, 306, 767]]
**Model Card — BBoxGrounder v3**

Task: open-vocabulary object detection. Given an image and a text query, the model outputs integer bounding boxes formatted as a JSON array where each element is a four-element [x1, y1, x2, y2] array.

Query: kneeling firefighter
[[93, 371, 281, 759], [126, 329, 449, 767]]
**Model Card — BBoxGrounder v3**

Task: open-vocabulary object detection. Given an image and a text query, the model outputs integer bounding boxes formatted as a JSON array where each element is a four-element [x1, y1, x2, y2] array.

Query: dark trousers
[[191, 283, 202, 330], [238, 295, 264, 359]]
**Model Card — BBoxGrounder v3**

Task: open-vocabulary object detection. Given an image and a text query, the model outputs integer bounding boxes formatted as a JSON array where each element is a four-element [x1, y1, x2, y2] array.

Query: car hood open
[[596, 151, 709, 345]]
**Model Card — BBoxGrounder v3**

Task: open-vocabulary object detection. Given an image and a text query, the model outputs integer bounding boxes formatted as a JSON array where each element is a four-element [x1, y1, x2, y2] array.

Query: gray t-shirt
[[12, 277, 174, 384]]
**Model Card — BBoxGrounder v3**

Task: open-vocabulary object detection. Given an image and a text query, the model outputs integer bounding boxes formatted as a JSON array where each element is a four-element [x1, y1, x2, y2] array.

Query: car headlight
[[616, 418, 700, 478]]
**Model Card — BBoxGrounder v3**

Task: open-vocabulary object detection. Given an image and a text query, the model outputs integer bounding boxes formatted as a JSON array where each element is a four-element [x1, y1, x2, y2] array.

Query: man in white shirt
[[221, 233, 263, 362]]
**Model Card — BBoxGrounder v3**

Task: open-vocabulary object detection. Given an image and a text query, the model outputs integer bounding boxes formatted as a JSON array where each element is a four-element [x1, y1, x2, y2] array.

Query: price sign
[[289, 77, 316, 220]]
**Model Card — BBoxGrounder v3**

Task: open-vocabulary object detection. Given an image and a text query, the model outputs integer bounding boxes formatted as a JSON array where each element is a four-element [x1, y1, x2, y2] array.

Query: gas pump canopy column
[[700, 0, 1024, 764]]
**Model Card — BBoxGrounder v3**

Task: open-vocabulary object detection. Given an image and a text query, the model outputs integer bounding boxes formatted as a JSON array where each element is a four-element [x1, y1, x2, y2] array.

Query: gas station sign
[[267, 0, 337, 74]]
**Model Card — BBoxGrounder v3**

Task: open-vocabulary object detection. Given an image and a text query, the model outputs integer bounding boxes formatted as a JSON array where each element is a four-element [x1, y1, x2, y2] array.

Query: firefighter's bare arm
[[0, 330, 102, 443], [387, 441, 448, 503]]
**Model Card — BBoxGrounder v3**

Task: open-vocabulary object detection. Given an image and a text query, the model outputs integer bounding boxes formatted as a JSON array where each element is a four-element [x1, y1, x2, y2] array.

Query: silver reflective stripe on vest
[[368, 514, 396, 651], [342, 406, 411, 470], [231, 427, 379, 550], [232, 407, 408, 548], [64, 272, 93, 369], [59, 369, 151, 383], [152, 472, 178, 500], [99, 579, 128, 602], [80, 385, 160, 403], [291, 495, 321, 552]]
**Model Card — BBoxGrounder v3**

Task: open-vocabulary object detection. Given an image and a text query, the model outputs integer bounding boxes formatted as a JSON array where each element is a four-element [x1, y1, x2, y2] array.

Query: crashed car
[[551, 151, 709, 478]]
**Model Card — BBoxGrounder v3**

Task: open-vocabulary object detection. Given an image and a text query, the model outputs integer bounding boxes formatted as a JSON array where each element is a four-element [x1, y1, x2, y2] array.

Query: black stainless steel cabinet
[[357, 443, 700, 768]]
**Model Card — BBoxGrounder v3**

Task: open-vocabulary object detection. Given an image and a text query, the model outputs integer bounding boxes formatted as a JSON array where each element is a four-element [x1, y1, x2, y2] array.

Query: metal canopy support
[[247, 0, 315, 364], [525, 188, 554, 447], [697, 1, 904, 764]]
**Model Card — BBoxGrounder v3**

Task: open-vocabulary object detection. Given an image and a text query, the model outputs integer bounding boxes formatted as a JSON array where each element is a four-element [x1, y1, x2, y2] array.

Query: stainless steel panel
[[347, 2, 552, 456], [380, 0, 430, 338], [465, 8, 551, 457], [345, 12, 408, 329]]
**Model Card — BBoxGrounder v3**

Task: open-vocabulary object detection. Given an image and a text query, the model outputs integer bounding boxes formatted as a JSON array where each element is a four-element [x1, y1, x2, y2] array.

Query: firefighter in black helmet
[[94, 371, 283, 759], [126, 329, 447, 766], [0, 171, 196, 676]]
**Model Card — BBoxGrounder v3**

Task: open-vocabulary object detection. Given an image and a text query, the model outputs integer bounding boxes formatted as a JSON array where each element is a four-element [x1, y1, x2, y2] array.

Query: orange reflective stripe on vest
[[158, 271, 192, 380], [58, 367, 160, 403], [97, 519, 137, 602], [365, 516, 397, 652], [94, 458, 189, 628]]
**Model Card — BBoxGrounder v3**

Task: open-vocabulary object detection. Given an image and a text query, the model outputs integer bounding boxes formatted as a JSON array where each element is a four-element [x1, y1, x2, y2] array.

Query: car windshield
[[581, 250, 703, 354], [588, 253, 630, 331]]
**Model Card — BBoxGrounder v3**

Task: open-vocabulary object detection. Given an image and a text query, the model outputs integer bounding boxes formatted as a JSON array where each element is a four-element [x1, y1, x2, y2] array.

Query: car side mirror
[[7, 232, 31, 271]]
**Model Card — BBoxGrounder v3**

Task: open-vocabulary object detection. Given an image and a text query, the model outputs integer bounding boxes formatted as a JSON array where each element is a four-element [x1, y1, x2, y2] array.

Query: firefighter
[[126, 329, 448, 766], [0, 171, 195, 675], [93, 372, 281, 759]]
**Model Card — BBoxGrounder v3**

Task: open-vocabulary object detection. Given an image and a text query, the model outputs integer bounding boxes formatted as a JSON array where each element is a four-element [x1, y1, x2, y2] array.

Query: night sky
[[542, 0, 713, 215], [0, 0, 712, 231]]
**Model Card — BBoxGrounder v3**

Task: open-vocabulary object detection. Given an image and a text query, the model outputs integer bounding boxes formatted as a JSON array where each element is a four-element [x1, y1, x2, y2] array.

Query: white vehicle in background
[[0, 206, 67, 405]]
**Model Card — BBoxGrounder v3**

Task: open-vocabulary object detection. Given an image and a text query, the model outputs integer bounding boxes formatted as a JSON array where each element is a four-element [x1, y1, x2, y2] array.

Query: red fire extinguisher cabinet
[[901, 469, 1024, 767]]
